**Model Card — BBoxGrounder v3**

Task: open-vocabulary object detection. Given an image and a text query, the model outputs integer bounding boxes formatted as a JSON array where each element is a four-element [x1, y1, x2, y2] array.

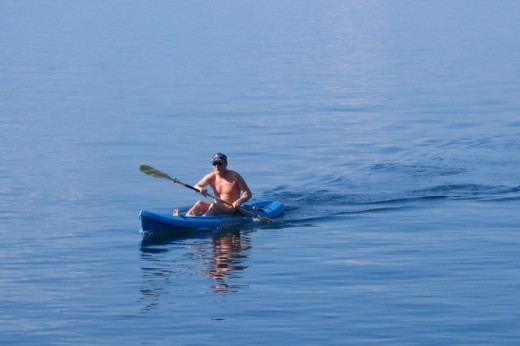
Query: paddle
[[139, 164, 276, 224]]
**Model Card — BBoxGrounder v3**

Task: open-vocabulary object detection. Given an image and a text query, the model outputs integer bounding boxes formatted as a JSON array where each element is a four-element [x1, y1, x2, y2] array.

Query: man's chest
[[213, 176, 237, 193]]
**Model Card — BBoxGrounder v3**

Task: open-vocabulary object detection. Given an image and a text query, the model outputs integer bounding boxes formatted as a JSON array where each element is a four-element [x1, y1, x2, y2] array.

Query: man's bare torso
[[209, 170, 242, 204]]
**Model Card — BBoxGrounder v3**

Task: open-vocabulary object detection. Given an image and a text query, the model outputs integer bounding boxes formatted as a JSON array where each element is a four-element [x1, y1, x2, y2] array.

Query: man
[[173, 153, 252, 217]]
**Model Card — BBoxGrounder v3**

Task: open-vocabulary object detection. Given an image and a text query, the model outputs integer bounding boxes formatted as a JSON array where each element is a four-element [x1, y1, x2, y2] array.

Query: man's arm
[[193, 173, 214, 197], [233, 173, 252, 208]]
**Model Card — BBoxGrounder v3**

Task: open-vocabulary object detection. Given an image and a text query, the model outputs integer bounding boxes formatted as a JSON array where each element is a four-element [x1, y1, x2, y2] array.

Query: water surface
[[1, 1, 520, 345]]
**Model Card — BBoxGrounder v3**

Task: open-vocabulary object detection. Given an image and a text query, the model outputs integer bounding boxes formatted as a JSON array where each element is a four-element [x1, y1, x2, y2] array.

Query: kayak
[[139, 200, 284, 234]]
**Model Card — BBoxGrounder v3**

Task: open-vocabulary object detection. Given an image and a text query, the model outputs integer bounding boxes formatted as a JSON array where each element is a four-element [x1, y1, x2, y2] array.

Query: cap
[[211, 152, 227, 163]]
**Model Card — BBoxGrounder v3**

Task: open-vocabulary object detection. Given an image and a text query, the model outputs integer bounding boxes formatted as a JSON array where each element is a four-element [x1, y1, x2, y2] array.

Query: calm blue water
[[2, 1, 520, 345]]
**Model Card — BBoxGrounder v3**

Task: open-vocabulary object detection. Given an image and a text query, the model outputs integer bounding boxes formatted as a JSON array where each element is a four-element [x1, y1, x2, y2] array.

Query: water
[[1, 1, 520, 345]]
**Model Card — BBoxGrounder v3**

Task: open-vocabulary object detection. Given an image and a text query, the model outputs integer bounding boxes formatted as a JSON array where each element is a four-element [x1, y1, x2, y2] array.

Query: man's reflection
[[204, 230, 252, 293], [139, 229, 252, 311]]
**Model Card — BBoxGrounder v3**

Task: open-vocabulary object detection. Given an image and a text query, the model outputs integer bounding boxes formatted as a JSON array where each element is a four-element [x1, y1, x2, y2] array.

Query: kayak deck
[[139, 200, 283, 234]]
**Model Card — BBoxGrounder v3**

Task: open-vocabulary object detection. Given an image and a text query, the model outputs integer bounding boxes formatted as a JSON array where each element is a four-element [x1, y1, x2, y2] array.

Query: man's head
[[211, 152, 228, 168]]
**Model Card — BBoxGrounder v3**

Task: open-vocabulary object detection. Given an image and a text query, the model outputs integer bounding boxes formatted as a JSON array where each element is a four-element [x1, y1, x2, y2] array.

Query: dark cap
[[211, 152, 227, 163]]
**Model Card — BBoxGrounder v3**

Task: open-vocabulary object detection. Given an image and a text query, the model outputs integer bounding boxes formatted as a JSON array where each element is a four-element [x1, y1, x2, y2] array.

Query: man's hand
[[198, 187, 208, 197]]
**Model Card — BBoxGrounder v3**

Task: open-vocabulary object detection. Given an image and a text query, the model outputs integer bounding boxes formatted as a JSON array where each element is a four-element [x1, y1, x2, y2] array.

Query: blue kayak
[[139, 200, 284, 233]]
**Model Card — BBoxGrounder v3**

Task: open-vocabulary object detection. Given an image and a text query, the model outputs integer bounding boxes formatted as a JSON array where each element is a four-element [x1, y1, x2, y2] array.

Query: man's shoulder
[[202, 171, 217, 180], [228, 170, 246, 182], [227, 169, 242, 177]]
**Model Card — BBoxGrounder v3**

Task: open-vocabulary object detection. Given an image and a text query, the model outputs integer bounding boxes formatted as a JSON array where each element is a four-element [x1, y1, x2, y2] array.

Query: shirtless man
[[173, 153, 252, 217]]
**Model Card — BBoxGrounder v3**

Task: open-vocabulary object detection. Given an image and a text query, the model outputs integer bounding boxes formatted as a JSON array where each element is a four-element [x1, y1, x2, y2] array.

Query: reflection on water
[[139, 230, 251, 311], [204, 231, 252, 293]]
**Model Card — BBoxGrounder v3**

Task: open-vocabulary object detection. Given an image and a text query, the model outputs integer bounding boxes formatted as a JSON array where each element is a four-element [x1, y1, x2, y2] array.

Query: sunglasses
[[212, 161, 225, 166]]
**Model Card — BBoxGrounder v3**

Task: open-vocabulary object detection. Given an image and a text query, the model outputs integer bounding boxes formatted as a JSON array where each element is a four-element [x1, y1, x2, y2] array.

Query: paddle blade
[[139, 164, 174, 181]]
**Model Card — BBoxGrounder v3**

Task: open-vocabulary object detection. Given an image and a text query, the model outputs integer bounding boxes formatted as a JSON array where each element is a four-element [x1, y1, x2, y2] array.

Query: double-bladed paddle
[[139, 164, 276, 224]]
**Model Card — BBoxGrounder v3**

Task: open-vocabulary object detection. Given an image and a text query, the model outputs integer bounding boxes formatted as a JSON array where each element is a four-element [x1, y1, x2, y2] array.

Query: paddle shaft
[[139, 164, 275, 223]]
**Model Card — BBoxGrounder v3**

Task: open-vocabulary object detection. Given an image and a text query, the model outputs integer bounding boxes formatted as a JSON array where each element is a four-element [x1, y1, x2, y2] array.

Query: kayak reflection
[[139, 229, 252, 311]]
